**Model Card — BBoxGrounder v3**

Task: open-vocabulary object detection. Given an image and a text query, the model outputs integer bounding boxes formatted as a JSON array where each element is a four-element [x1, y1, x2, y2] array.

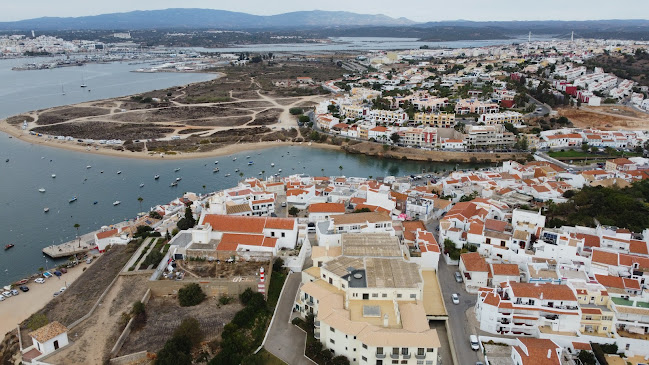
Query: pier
[[42, 233, 95, 258]]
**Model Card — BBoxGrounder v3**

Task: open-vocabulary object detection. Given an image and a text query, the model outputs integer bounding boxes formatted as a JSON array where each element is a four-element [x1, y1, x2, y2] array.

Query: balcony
[[390, 353, 400, 359], [375, 352, 386, 359], [314, 330, 320, 340], [415, 354, 426, 360], [402, 353, 411, 359], [314, 321, 320, 328]]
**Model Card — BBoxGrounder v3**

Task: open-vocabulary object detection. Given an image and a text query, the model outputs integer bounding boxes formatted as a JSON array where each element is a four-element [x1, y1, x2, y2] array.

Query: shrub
[[156, 335, 192, 365], [273, 257, 285, 272], [27, 313, 48, 331], [178, 283, 206, 307], [173, 317, 203, 347], [289, 107, 303, 115], [218, 295, 234, 305]]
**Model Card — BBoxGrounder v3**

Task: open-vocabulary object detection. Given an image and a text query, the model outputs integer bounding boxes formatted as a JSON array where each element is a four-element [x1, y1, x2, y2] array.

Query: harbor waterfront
[[0, 134, 478, 285]]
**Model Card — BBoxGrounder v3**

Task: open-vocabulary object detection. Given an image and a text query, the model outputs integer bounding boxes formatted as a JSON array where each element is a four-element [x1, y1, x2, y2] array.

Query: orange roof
[[252, 198, 274, 205], [461, 252, 489, 272], [514, 338, 560, 365], [202, 214, 295, 233], [287, 188, 308, 196], [485, 219, 507, 232], [610, 157, 634, 165], [581, 308, 602, 315], [509, 282, 576, 301], [492, 264, 519, 276], [630, 240, 648, 255], [572, 342, 592, 351], [217, 233, 277, 251], [575, 233, 600, 248], [595, 274, 640, 290], [96, 228, 118, 240], [308, 203, 346, 213], [592, 249, 618, 266]]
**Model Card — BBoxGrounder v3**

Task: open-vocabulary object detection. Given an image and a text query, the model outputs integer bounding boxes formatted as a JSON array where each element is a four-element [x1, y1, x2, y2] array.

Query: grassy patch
[[267, 271, 287, 309], [252, 348, 286, 365]]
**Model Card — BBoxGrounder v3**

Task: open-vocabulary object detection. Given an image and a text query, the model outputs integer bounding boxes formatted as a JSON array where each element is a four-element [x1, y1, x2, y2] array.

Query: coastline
[[0, 122, 343, 160]]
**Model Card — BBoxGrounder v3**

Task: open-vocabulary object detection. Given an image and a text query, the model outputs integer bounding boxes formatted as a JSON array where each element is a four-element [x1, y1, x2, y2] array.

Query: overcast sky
[[2, 0, 648, 22]]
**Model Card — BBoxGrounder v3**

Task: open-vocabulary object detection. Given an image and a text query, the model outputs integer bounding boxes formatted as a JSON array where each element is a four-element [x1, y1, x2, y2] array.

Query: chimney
[[547, 349, 551, 359], [383, 314, 389, 328]]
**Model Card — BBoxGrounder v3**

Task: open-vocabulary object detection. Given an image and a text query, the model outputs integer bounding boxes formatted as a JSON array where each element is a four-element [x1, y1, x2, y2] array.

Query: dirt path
[[45, 275, 148, 365]]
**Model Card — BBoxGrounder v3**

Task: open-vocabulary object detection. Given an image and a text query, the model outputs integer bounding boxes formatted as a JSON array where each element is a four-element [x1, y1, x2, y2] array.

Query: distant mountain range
[[0, 9, 647, 41], [0, 9, 415, 31]]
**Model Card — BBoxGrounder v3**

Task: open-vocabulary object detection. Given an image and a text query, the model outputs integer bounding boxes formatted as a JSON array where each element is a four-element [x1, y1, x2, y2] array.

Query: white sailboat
[[80, 72, 87, 88]]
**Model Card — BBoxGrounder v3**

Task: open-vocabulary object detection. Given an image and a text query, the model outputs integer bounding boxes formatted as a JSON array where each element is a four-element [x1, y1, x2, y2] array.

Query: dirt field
[[45, 275, 149, 365], [558, 105, 649, 130], [118, 296, 243, 356], [36, 107, 111, 125], [179, 260, 267, 279]]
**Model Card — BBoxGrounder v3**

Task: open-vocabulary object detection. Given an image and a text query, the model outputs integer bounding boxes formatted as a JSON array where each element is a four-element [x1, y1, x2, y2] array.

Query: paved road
[[429, 321, 452, 365], [264, 273, 313, 365], [436, 258, 482, 365]]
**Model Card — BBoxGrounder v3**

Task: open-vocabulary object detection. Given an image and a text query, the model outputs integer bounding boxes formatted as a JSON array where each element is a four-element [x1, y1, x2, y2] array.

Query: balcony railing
[[375, 353, 386, 359], [314, 321, 320, 328], [402, 353, 411, 359], [314, 330, 320, 340], [390, 353, 400, 359], [415, 354, 426, 360]]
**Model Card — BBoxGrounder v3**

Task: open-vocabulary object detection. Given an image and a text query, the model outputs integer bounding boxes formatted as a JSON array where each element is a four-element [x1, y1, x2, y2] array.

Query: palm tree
[[261, 170, 265, 179], [74, 223, 80, 247], [321, 168, 324, 175], [137, 196, 143, 212], [338, 165, 343, 173], [239, 172, 244, 179]]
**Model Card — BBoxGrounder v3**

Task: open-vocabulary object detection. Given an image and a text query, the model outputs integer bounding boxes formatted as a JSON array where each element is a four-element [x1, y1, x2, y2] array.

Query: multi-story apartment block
[[413, 112, 456, 128], [455, 99, 500, 115], [476, 282, 580, 336], [295, 235, 441, 365], [368, 109, 409, 125], [400, 127, 437, 148], [463, 125, 516, 148], [480, 111, 524, 126]]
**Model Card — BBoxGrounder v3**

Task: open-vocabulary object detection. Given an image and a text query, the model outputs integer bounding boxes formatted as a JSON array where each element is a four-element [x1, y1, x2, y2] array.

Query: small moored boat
[[4, 244, 14, 250], [51, 174, 56, 178], [170, 182, 178, 187], [174, 168, 181, 172], [113, 201, 121, 206], [117, 171, 122, 175], [139, 183, 145, 188], [69, 196, 77, 203], [44, 207, 49, 213], [38, 188, 46, 193], [213, 168, 219, 173], [154, 174, 160, 180]]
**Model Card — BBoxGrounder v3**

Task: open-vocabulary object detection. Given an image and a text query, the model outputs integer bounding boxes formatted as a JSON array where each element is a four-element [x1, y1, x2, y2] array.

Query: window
[[401, 348, 409, 355], [397, 294, 402, 298], [382, 293, 387, 298], [363, 344, 368, 349], [377, 347, 383, 354], [281, 232, 285, 238], [330, 339, 335, 344], [426, 348, 434, 352], [375, 360, 381, 365], [401, 361, 407, 364], [626, 344, 630, 350], [417, 348, 425, 356], [410, 294, 416, 298], [372, 293, 378, 297], [362, 356, 367, 362], [271, 232, 275, 237], [330, 327, 335, 333], [392, 348, 399, 355], [584, 316, 592, 320], [391, 361, 398, 365], [602, 327, 607, 331]]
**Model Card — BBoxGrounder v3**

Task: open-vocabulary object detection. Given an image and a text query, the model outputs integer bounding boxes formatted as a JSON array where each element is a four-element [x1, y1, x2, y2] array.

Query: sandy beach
[[0, 261, 89, 336], [0, 122, 343, 160]]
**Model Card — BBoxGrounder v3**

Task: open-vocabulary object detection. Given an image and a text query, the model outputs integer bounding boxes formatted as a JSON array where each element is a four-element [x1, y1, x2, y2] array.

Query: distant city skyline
[[1, 0, 648, 23]]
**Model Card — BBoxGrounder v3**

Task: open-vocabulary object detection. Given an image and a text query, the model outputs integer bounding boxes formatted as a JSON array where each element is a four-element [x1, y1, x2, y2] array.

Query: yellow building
[[413, 113, 456, 128], [580, 307, 615, 336]]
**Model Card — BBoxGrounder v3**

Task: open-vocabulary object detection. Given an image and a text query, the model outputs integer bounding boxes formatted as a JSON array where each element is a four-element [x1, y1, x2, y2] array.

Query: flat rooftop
[[325, 256, 365, 278], [365, 258, 421, 289], [349, 299, 401, 328], [421, 270, 447, 317], [341, 233, 402, 257]]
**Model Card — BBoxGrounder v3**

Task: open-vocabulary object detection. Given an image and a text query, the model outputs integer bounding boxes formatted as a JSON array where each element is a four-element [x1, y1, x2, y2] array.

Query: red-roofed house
[[308, 203, 346, 223], [196, 214, 299, 250], [459, 252, 490, 292], [511, 337, 561, 365], [94, 227, 131, 253], [491, 264, 521, 286]]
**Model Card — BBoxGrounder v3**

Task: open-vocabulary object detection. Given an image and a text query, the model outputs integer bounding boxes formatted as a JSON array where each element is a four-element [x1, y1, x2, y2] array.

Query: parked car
[[53, 291, 60, 297], [0, 295, 5, 301], [470, 335, 480, 351], [34, 278, 45, 284], [476, 362, 485, 365], [10, 289, 19, 296], [454, 271, 463, 283], [19, 286, 29, 292], [86, 258, 92, 264], [281, 202, 287, 207], [452, 293, 460, 305], [59, 287, 66, 293], [60, 267, 67, 274], [1, 291, 11, 298]]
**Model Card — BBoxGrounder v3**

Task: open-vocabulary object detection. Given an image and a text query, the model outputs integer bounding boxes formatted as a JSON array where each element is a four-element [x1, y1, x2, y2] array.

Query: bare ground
[[558, 106, 649, 130], [32, 122, 175, 140], [36, 107, 111, 125], [45, 275, 149, 365], [118, 297, 243, 356]]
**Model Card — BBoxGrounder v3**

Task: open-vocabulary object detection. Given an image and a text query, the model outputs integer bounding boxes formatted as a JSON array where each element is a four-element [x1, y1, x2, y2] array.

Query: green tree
[[176, 207, 196, 231], [577, 350, 596, 365], [298, 115, 310, 124], [390, 132, 401, 144], [137, 196, 144, 211], [289, 107, 303, 115], [156, 336, 192, 365], [178, 283, 206, 307], [581, 142, 589, 152], [288, 206, 299, 217], [149, 210, 162, 219]]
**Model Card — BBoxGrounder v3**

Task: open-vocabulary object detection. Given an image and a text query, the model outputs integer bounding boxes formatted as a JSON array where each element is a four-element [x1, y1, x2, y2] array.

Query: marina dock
[[42, 234, 94, 258]]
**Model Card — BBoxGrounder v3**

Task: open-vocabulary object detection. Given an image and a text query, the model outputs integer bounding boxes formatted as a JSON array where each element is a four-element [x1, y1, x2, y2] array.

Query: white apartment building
[[463, 125, 516, 148], [480, 111, 524, 126], [476, 282, 580, 336]]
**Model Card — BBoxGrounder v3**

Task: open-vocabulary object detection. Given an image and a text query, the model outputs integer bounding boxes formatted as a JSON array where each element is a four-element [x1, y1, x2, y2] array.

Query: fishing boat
[[80, 73, 87, 88], [176, 177, 182, 181], [248, 161, 254, 165], [246, 156, 251, 159], [154, 174, 160, 180], [174, 168, 181, 172], [214, 161, 219, 164], [225, 174, 231, 177], [43, 208, 49, 213], [93, 201, 98, 205], [86, 165, 91, 169], [51, 174, 56, 178], [113, 201, 121, 206], [4, 244, 14, 250], [139, 183, 145, 188], [69, 196, 77, 203], [170, 182, 178, 187], [213, 168, 219, 173], [38, 188, 46, 193], [235, 168, 239, 172], [278, 169, 282, 172], [258, 172, 262, 175], [117, 171, 122, 175], [100, 171, 104, 174], [232, 157, 237, 161], [271, 163, 275, 167]]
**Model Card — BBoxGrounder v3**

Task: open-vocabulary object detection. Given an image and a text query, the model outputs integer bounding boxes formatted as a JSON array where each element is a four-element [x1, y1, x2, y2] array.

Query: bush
[[132, 301, 147, 329], [27, 313, 48, 331], [218, 295, 234, 305], [299, 115, 310, 124], [173, 317, 203, 347], [178, 283, 206, 307], [156, 335, 193, 365], [289, 107, 303, 115], [273, 257, 285, 272], [142, 249, 164, 268], [578, 350, 596, 365]]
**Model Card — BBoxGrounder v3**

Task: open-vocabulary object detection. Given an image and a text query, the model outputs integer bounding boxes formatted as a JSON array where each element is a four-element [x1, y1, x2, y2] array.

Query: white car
[[0, 295, 5, 301], [451, 293, 460, 305], [470, 335, 480, 351], [1, 291, 11, 298], [35, 278, 45, 284], [59, 287, 66, 293]]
